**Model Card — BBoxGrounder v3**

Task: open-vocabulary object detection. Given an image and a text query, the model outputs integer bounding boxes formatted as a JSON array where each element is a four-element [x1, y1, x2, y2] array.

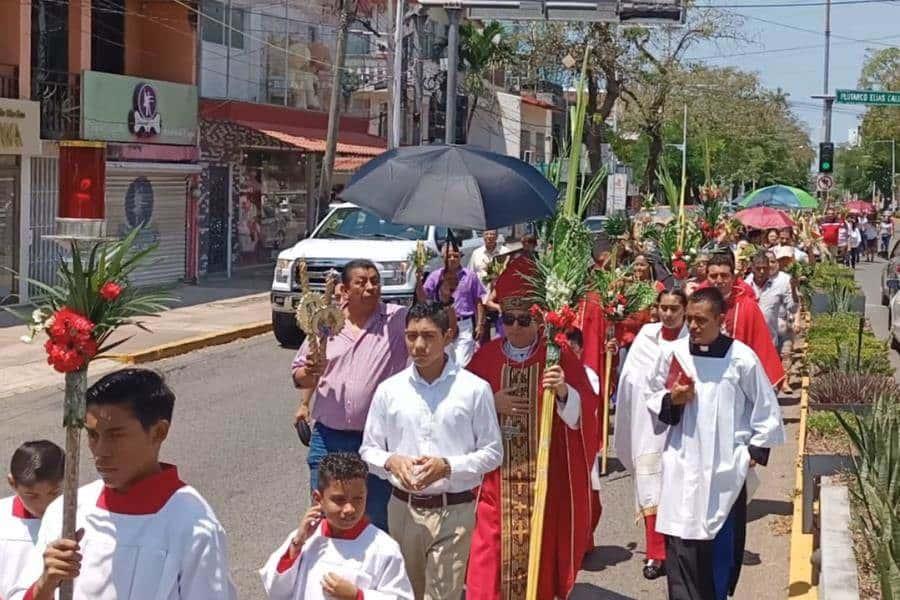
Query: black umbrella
[[339, 144, 559, 230]]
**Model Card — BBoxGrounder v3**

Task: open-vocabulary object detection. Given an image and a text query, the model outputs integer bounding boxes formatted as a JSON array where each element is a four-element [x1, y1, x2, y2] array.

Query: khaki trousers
[[387, 494, 476, 600]]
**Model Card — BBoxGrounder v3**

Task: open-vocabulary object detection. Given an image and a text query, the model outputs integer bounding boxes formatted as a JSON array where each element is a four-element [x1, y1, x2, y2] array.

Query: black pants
[[665, 486, 747, 600]]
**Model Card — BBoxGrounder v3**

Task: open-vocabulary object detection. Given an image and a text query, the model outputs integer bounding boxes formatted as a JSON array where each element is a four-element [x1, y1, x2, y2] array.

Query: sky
[[688, 0, 899, 146]]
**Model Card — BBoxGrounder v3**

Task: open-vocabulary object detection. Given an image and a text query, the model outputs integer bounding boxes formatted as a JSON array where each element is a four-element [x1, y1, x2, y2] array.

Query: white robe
[[647, 337, 785, 540], [260, 523, 414, 600], [0, 496, 42, 600], [613, 323, 688, 514], [9, 479, 237, 600]]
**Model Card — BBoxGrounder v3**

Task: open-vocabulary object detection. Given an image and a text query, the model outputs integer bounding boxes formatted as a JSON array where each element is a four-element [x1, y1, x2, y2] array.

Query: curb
[[105, 321, 273, 364], [788, 375, 817, 599]]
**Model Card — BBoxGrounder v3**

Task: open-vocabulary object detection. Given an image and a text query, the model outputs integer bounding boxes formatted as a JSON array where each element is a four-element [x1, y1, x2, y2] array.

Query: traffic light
[[819, 142, 834, 173]]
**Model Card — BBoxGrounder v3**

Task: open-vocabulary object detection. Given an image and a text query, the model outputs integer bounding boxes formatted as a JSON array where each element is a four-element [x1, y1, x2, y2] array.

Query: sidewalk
[[0, 270, 274, 399]]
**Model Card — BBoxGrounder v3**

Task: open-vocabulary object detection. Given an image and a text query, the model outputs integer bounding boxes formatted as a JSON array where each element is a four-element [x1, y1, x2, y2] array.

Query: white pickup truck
[[270, 202, 483, 346]]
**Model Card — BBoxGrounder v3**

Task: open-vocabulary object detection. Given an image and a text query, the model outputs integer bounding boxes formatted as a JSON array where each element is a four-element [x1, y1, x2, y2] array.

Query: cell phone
[[295, 420, 312, 447]]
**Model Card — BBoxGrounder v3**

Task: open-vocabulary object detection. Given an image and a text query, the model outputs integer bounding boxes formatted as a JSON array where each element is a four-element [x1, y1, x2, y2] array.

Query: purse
[[295, 420, 312, 447]]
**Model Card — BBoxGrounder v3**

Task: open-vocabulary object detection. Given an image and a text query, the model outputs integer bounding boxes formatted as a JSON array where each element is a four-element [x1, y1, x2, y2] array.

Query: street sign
[[836, 89, 900, 106], [817, 174, 834, 192]]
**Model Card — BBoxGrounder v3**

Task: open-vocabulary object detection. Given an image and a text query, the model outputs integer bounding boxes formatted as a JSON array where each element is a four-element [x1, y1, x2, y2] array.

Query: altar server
[[9, 369, 236, 600], [260, 452, 413, 600], [1, 441, 64, 599], [646, 288, 785, 600], [614, 289, 688, 581]]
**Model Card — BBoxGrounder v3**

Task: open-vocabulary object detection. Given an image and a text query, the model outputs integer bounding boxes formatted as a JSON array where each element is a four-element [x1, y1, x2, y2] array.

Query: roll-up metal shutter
[[105, 166, 189, 287]]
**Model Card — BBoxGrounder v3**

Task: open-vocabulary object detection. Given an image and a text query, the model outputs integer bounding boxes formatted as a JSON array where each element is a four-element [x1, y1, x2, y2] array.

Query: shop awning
[[334, 156, 373, 172], [259, 128, 384, 157]]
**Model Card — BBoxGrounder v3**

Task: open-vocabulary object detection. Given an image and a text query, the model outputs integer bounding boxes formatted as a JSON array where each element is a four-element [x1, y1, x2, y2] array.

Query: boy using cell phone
[[260, 453, 413, 600]]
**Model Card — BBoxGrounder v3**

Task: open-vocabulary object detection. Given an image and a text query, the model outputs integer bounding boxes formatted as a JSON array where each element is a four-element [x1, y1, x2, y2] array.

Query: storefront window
[[237, 151, 308, 265]]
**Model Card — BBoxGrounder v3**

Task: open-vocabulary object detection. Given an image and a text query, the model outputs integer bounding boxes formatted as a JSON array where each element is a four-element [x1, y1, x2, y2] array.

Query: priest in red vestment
[[702, 252, 785, 386], [465, 256, 600, 600]]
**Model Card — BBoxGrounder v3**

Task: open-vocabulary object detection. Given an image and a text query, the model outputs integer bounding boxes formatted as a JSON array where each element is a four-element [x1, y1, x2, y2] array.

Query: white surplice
[[646, 337, 785, 540], [0, 496, 42, 600], [260, 521, 413, 600], [613, 323, 688, 514], [9, 466, 236, 600]]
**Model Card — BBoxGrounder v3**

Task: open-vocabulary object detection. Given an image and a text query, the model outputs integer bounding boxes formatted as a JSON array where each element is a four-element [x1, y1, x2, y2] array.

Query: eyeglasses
[[501, 314, 534, 327]]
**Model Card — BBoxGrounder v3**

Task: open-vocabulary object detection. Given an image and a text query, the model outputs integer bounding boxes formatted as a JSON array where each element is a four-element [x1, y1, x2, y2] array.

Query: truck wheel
[[272, 311, 305, 348]]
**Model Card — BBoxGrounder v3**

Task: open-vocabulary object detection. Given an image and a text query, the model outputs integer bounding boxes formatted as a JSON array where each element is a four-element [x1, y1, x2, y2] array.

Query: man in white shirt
[[1, 441, 64, 600], [468, 230, 509, 285], [10, 369, 236, 600], [361, 303, 503, 600], [745, 251, 795, 348]]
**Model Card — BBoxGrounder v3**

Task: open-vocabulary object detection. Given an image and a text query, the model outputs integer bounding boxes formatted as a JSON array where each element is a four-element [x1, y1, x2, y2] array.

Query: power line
[[720, 8, 900, 48]]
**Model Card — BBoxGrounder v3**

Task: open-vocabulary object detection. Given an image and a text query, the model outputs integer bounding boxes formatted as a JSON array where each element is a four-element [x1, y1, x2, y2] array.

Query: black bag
[[294, 420, 312, 447]]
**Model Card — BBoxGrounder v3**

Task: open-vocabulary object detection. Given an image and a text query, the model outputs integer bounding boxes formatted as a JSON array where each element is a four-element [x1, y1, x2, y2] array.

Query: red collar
[[322, 517, 370, 540], [661, 326, 681, 341], [96, 464, 186, 515], [12, 496, 37, 519]]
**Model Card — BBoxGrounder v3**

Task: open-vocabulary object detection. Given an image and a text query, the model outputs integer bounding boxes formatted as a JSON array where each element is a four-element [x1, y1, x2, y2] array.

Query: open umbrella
[[845, 200, 875, 214], [738, 185, 818, 210], [734, 206, 795, 230], [339, 144, 558, 230]]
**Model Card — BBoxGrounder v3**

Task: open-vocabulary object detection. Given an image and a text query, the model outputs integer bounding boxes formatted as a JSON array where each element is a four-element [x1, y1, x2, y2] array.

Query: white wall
[[467, 90, 520, 157]]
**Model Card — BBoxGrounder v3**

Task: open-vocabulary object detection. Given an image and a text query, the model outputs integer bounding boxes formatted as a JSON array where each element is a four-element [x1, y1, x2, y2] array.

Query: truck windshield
[[315, 207, 428, 241]]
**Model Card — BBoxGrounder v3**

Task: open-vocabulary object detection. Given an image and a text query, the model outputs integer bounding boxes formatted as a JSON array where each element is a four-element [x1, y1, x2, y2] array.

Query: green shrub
[[807, 313, 892, 375], [834, 396, 900, 599]]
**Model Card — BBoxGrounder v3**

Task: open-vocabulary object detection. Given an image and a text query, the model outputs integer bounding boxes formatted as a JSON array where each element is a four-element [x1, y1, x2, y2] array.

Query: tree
[[459, 21, 517, 135], [614, 64, 814, 195], [614, 8, 744, 192], [856, 47, 900, 200]]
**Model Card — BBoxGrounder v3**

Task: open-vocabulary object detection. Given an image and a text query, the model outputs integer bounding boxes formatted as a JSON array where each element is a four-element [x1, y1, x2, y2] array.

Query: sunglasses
[[501, 314, 534, 327]]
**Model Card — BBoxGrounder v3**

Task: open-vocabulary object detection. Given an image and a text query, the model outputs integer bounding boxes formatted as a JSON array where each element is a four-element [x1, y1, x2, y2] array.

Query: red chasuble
[[465, 338, 600, 600], [699, 281, 784, 386], [576, 292, 609, 536]]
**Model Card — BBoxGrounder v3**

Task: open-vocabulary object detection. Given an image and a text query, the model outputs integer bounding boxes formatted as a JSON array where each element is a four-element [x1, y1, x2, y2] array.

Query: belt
[[392, 487, 475, 509]]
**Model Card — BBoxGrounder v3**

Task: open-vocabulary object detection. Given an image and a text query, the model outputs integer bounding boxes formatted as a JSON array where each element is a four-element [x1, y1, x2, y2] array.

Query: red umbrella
[[733, 206, 795, 230], [845, 200, 875, 214]]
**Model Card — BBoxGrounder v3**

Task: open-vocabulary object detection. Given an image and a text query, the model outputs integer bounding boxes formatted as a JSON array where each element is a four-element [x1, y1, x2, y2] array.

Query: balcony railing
[[31, 70, 81, 139], [0, 64, 18, 99]]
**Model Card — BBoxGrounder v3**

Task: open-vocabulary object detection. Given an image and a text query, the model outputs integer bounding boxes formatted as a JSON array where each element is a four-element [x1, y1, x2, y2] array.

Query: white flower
[[491, 33, 502, 45], [31, 309, 45, 323], [20, 334, 33, 343]]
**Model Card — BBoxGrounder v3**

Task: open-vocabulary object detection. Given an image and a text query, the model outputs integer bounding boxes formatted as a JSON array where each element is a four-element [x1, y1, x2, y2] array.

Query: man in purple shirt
[[423, 241, 486, 367], [292, 258, 412, 531]]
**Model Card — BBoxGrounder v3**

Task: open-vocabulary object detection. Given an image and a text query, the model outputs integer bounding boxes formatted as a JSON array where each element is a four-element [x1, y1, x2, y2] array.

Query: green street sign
[[836, 89, 900, 106]]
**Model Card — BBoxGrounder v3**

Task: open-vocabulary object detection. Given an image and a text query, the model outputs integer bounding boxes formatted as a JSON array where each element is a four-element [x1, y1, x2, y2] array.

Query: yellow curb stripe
[[788, 376, 817, 599], [104, 321, 273, 365]]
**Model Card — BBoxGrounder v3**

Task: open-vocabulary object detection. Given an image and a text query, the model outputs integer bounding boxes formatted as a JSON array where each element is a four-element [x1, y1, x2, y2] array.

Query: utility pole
[[390, 0, 405, 148], [822, 0, 833, 143], [444, 7, 461, 144], [316, 0, 353, 229], [412, 12, 426, 145]]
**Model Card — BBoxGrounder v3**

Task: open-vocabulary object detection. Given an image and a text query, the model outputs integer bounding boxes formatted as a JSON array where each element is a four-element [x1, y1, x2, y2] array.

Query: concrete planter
[[818, 476, 861, 600]]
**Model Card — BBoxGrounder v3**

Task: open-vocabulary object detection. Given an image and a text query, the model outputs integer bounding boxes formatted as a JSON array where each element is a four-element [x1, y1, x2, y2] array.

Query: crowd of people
[[0, 205, 881, 600]]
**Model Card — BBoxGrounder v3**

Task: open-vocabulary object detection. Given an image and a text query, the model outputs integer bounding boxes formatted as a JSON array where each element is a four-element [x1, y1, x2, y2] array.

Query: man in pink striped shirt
[[292, 259, 413, 531]]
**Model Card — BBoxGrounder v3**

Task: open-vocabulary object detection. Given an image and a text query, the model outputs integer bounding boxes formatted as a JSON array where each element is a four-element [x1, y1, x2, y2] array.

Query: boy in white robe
[[260, 452, 413, 600], [1, 441, 64, 599], [613, 289, 688, 581], [9, 369, 237, 600], [646, 288, 784, 600]]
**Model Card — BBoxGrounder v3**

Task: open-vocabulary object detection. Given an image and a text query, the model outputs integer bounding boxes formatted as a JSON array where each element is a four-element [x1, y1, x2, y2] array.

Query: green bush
[[807, 313, 892, 375], [834, 396, 900, 599]]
